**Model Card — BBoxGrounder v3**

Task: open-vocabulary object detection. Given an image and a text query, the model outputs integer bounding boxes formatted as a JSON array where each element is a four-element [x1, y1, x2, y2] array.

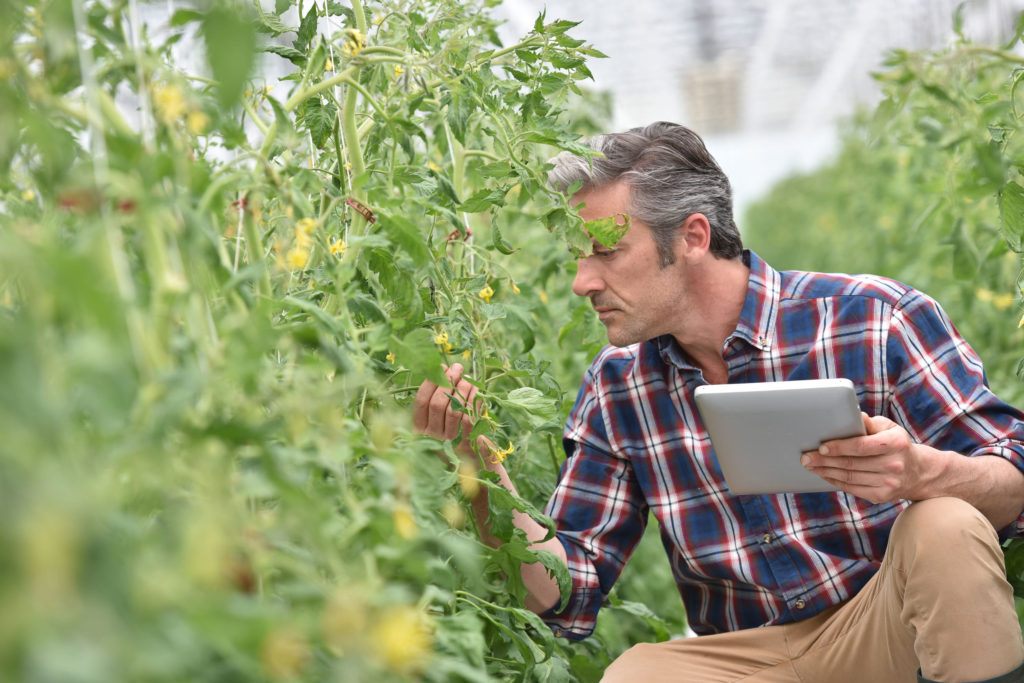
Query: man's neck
[[672, 256, 751, 385]]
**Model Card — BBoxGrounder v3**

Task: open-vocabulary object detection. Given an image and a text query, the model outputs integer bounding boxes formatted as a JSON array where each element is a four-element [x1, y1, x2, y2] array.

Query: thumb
[[862, 412, 898, 435]]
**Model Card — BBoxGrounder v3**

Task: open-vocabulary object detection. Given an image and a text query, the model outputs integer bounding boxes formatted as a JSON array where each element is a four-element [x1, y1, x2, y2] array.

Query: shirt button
[[761, 533, 773, 544], [794, 599, 807, 610]]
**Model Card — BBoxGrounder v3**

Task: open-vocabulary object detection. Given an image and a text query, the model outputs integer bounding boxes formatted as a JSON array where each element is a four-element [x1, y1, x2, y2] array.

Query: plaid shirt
[[542, 250, 1024, 640]]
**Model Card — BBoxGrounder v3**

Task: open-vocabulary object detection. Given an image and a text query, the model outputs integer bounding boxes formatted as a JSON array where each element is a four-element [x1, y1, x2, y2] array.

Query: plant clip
[[445, 227, 473, 242], [345, 198, 376, 224]]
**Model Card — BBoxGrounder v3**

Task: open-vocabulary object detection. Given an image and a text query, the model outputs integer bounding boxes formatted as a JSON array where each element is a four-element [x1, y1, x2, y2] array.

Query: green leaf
[[478, 303, 507, 320], [379, 214, 431, 267], [429, 168, 461, 205], [390, 328, 446, 386], [294, 4, 318, 51], [255, 8, 291, 35], [297, 97, 336, 148], [490, 220, 518, 255], [504, 387, 557, 422], [261, 44, 306, 66], [999, 181, 1024, 251], [170, 9, 203, 26], [535, 549, 571, 612], [202, 5, 257, 109], [584, 214, 630, 248], [460, 188, 505, 213]]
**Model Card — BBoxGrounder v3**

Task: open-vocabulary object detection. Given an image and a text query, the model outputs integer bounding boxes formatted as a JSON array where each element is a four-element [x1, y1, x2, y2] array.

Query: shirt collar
[[654, 249, 780, 368], [732, 249, 780, 352]]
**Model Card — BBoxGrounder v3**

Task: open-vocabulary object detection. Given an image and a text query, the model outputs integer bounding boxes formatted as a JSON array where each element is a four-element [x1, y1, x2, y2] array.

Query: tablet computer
[[693, 378, 865, 495]]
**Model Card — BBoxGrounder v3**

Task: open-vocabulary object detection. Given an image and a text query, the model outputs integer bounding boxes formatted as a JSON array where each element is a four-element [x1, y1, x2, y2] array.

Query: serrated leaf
[[584, 214, 630, 248], [298, 97, 336, 148], [379, 214, 430, 267], [429, 168, 461, 205], [255, 8, 291, 36], [261, 44, 306, 66], [535, 549, 571, 612], [294, 4, 318, 51], [460, 189, 505, 213]]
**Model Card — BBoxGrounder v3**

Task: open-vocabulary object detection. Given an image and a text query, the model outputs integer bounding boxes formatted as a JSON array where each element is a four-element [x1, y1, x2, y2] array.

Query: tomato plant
[[0, 0, 687, 680]]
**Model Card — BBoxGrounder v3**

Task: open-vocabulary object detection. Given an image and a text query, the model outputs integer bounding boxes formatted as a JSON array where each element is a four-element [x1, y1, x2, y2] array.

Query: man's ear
[[677, 213, 711, 259]]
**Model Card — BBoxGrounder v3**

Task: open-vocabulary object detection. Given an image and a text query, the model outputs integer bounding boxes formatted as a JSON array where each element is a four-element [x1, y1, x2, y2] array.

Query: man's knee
[[890, 496, 1000, 561]]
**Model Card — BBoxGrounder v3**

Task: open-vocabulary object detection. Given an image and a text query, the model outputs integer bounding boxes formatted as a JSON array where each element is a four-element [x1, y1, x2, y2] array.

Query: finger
[[427, 384, 452, 437], [445, 381, 479, 440], [817, 476, 898, 505], [413, 379, 441, 432], [444, 362, 464, 388]]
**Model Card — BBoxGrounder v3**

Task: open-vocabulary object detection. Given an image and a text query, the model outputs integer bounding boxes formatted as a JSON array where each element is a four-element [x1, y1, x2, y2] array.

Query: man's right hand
[[412, 363, 484, 458]]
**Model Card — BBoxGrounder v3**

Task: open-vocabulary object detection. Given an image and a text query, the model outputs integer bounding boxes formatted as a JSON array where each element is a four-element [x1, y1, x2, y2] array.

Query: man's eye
[[593, 248, 615, 257]]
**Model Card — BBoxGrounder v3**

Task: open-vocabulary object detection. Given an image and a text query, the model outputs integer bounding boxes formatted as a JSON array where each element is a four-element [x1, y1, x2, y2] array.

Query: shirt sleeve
[[540, 362, 649, 640], [886, 290, 1024, 537]]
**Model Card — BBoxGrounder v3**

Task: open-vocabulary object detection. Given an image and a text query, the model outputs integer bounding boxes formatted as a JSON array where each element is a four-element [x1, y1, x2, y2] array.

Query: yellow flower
[[342, 28, 367, 58], [295, 217, 317, 235], [1018, 311, 1024, 329], [152, 83, 187, 122], [370, 606, 432, 673], [373, 13, 385, 25], [186, 110, 210, 135], [21, 189, 35, 202], [489, 441, 515, 465], [993, 293, 1015, 310], [329, 237, 347, 257], [386, 351, 395, 364], [977, 288, 994, 302], [538, 290, 548, 304], [478, 284, 494, 304], [462, 349, 471, 360], [393, 502, 418, 539], [428, 161, 441, 173], [325, 59, 334, 72], [434, 329, 452, 353], [286, 247, 310, 270], [510, 281, 520, 294], [394, 64, 405, 77]]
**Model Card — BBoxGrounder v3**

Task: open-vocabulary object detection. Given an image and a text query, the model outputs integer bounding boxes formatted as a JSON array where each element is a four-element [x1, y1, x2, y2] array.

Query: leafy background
[[1, 0, 1023, 681]]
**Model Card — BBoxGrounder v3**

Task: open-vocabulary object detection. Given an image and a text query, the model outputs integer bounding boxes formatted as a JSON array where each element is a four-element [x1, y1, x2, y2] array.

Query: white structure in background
[[494, 0, 1024, 214]]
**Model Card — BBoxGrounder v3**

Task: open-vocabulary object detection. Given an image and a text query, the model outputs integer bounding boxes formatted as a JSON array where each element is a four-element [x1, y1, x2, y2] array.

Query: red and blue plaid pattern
[[542, 250, 1024, 640]]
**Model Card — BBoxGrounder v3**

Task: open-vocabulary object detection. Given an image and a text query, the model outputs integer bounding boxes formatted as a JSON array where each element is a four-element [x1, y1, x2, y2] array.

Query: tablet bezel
[[693, 378, 865, 495]]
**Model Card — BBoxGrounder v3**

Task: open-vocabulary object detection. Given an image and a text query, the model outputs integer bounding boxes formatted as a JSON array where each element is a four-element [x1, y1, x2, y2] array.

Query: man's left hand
[[801, 413, 939, 504]]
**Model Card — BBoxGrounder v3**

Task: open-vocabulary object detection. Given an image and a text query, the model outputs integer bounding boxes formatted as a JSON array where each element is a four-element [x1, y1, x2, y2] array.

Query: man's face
[[571, 181, 689, 347]]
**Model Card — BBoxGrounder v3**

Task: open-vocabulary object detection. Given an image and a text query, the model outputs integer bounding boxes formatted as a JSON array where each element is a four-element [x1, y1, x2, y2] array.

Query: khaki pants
[[602, 497, 1024, 683]]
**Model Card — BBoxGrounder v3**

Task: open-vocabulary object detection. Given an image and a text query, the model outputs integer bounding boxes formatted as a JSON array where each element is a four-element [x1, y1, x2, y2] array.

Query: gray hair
[[548, 121, 742, 264]]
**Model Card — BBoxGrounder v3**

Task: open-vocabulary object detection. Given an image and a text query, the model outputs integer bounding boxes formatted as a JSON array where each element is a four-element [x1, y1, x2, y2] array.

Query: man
[[413, 122, 1024, 682]]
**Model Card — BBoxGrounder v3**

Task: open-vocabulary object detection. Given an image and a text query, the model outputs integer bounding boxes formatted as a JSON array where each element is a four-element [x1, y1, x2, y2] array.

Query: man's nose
[[571, 258, 602, 298]]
